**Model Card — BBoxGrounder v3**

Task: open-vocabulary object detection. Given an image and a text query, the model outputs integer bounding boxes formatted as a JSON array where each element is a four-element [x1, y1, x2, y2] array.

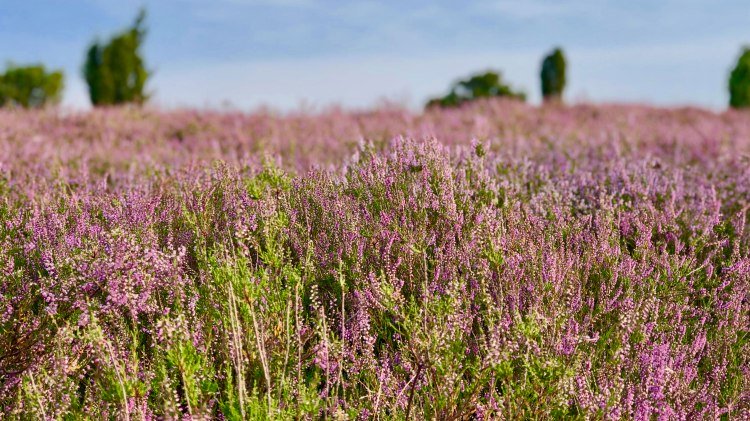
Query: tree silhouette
[[84, 9, 150, 106], [729, 47, 750, 109], [541, 48, 566, 102], [427, 71, 526, 109], [0, 64, 64, 108]]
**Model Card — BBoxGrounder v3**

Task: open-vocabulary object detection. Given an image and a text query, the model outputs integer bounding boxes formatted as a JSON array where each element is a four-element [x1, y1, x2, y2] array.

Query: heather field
[[2, 100, 750, 419]]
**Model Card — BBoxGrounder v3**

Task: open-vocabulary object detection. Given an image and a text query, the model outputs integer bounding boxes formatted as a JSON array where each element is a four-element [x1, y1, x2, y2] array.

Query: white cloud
[[147, 51, 538, 111], [60, 2, 742, 111], [479, 0, 594, 19], [138, 38, 736, 112]]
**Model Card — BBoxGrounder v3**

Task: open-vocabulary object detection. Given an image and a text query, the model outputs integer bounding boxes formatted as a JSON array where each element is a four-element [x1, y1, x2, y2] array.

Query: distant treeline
[[427, 46, 750, 110], [0, 9, 150, 109], [1, 9, 750, 110]]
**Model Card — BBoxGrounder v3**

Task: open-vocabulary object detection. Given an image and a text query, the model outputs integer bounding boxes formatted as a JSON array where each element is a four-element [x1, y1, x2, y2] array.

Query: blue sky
[[1, 0, 748, 110]]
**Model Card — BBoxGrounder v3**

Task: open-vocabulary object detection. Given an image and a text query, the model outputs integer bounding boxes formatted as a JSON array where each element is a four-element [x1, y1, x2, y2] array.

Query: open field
[[1, 101, 749, 419]]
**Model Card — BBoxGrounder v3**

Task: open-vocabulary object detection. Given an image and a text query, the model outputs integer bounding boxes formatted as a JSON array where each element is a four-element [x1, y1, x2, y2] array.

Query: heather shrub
[[0, 103, 748, 418]]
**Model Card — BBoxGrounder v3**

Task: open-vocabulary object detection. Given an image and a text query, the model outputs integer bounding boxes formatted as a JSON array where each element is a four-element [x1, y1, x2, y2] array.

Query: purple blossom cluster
[[0, 100, 749, 419]]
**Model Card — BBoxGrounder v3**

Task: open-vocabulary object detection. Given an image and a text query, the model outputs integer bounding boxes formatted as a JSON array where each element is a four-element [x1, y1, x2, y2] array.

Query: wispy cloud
[[136, 36, 739, 112], [147, 50, 538, 111], [478, 0, 593, 19], [26, 0, 746, 110]]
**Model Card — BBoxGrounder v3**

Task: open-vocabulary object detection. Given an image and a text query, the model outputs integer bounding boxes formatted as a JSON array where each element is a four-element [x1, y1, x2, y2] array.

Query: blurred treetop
[[426, 71, 526, 109], [0, 64, 64, 108]]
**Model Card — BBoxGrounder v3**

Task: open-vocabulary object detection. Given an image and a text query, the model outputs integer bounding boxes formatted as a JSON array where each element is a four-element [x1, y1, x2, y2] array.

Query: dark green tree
[[541, 47, 566, 102], [729, 47, 750, 109], [0, 64, 64, 108], [426, 71, 526, 109], [84, 9, 150, 106]]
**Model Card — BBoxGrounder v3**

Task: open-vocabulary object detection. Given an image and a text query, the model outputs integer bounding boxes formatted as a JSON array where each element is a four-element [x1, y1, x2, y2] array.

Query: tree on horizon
[[729, 46, 750, 109], [426, 71, 526, 109], [0, 64, 64, 108], [540, 47, 567, 103], [84, 9, 150, 106]]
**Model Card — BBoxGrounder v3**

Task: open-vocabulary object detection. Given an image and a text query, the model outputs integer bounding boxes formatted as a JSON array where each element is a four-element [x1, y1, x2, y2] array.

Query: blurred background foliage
[[426, 71, 526, 109], [541, 47, 567, 103], [83, 9, 150, 106], [729, 47, 750, 109], [0, 64, 63, 108]]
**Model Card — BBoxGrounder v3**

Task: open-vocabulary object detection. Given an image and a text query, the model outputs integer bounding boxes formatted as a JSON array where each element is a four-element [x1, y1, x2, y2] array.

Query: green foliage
[[83, 9, 150, 106], [3, 110, 750, 418], [0, 64, 64, 108], [729, 47, 750, 109], [426, 71, 526, 108], [541, 47, 567, 102]]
